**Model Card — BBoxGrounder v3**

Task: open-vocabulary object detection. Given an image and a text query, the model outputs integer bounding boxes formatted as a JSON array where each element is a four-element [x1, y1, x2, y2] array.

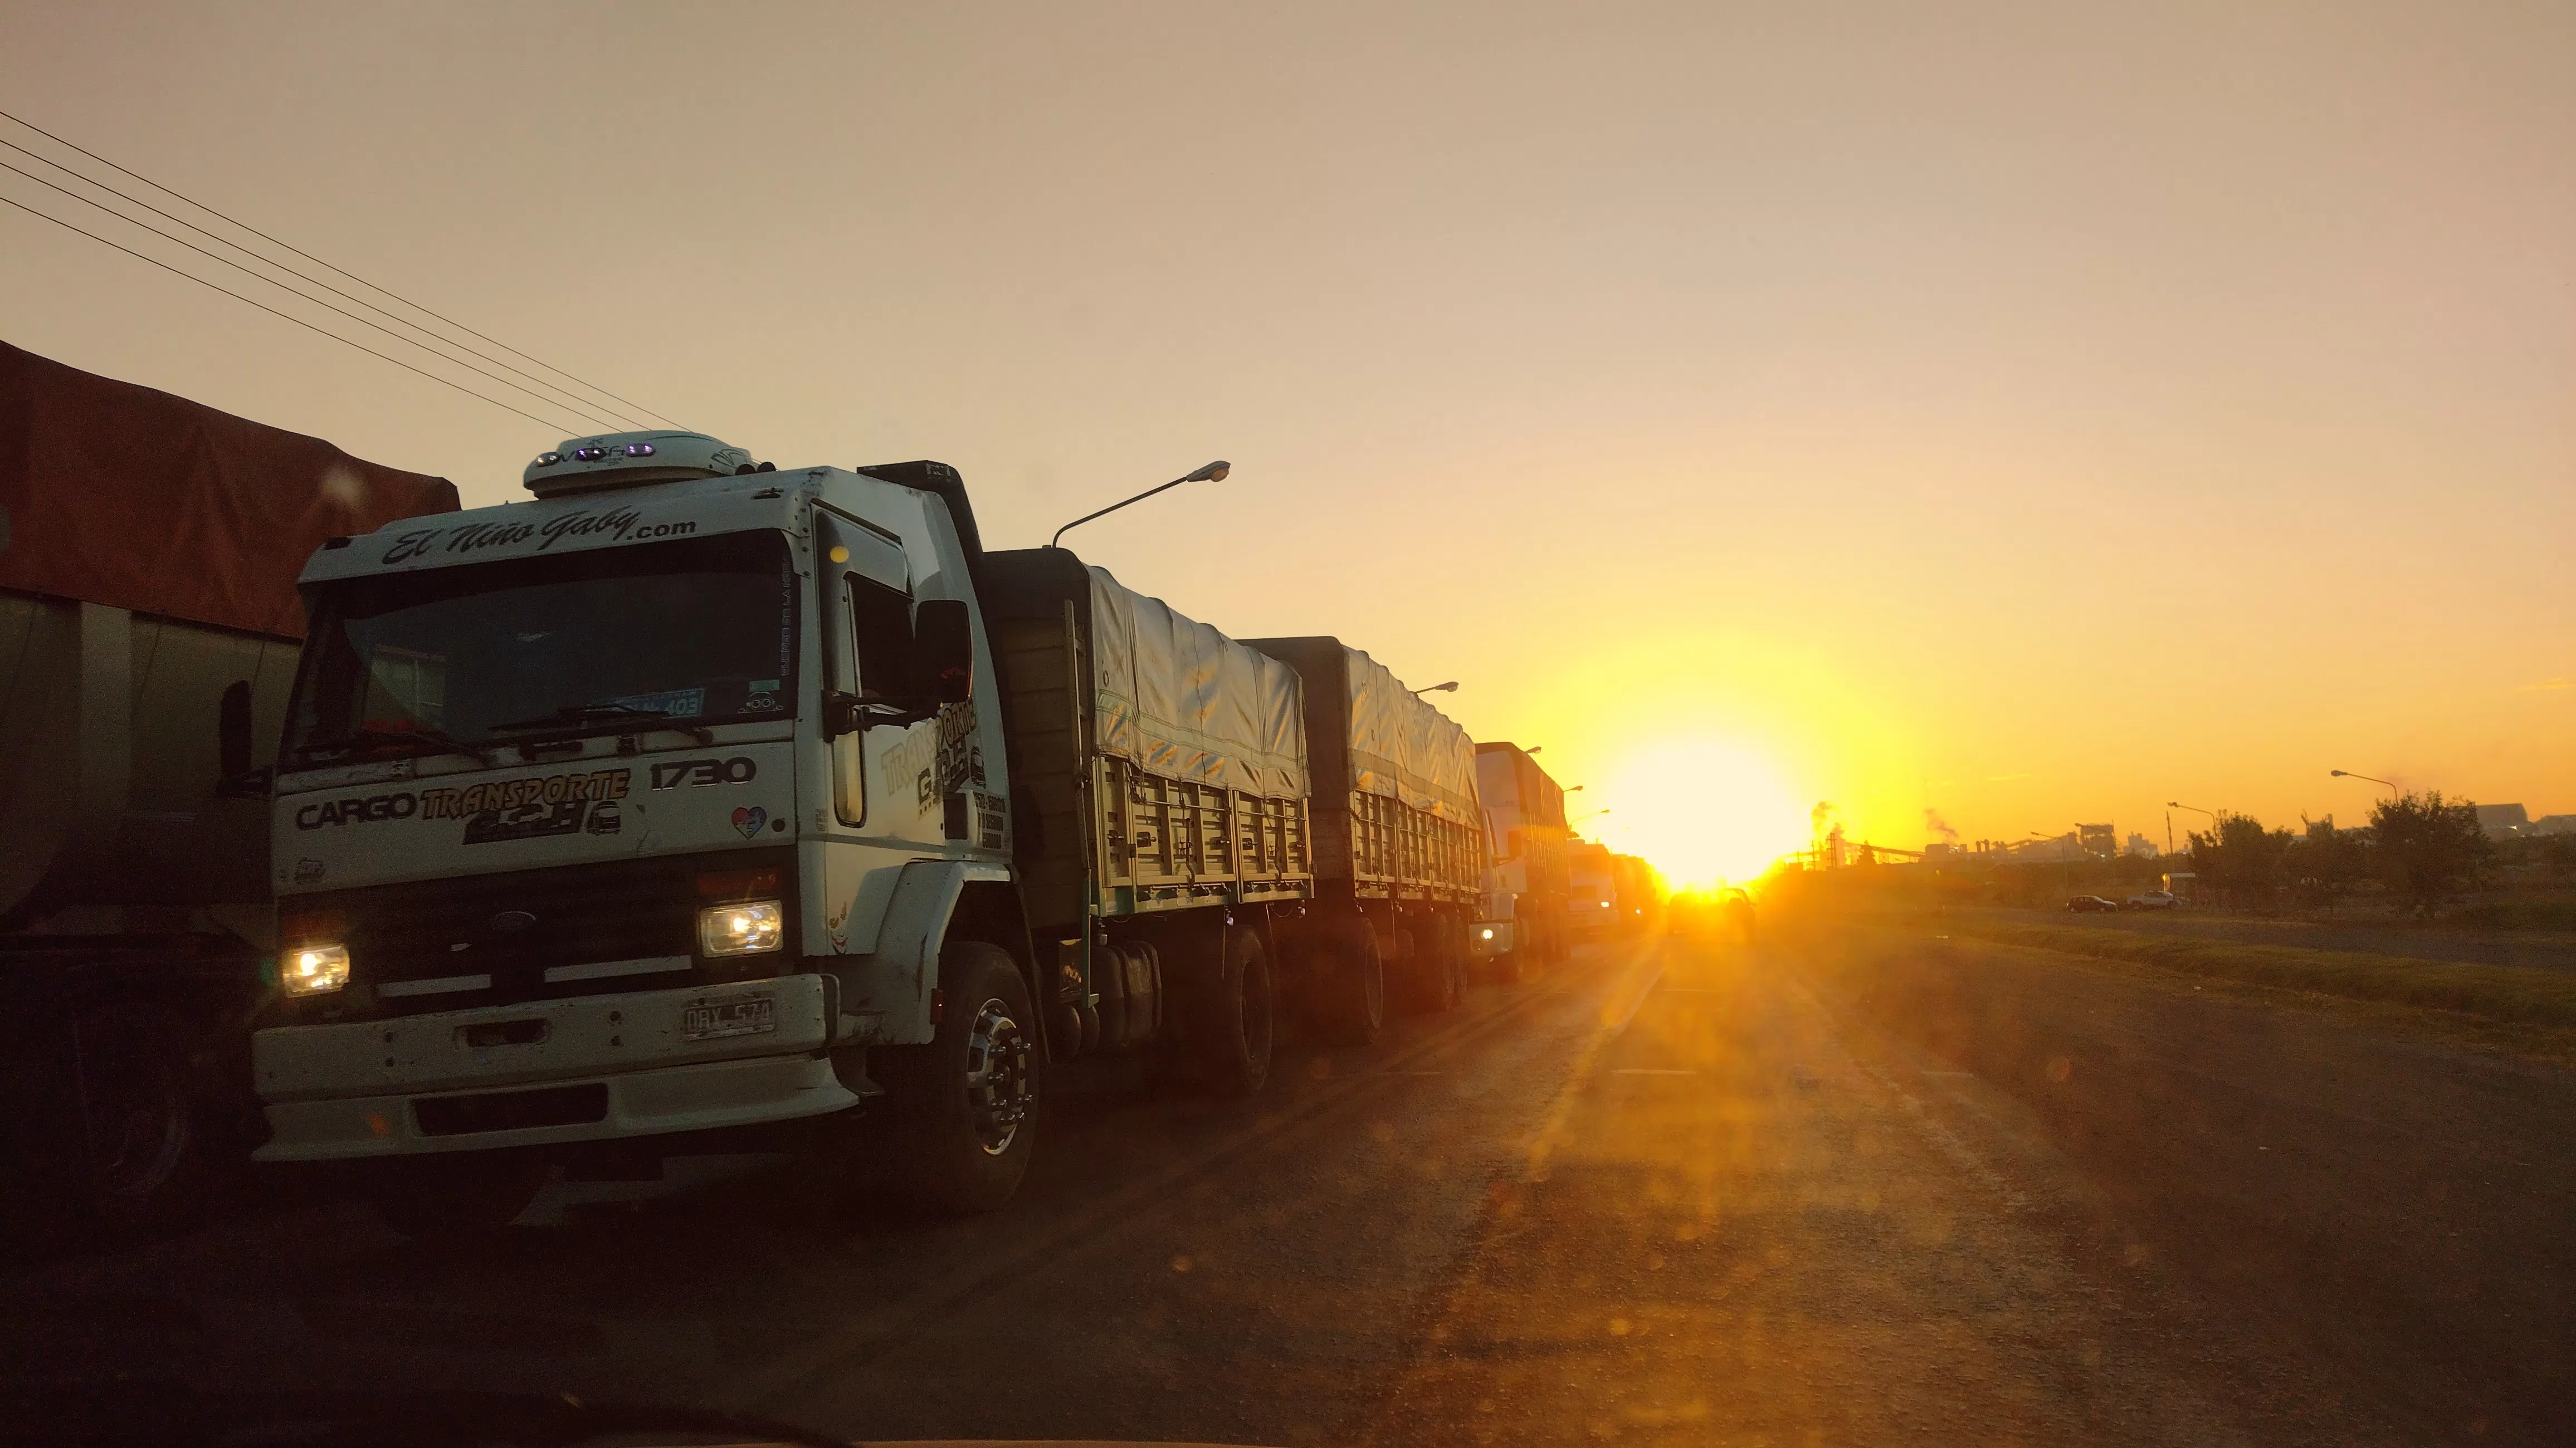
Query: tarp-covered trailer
[[980, 547, 1320, 1088], [0, 342, 456, 1227], [1246, 636, 1484, 1025]]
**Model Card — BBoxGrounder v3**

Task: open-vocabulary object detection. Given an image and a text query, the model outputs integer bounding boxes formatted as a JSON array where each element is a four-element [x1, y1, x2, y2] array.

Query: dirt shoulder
[[1797, 925, 2576, 1444]]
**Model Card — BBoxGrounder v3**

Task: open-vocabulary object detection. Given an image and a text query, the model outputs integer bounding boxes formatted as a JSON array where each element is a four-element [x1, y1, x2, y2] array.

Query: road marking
[[1612, 1068, 1697, 1076]]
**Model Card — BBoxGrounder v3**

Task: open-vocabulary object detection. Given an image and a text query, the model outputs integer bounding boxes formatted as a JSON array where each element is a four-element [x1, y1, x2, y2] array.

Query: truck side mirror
[[914, 599, 973, 704], [215, 680, 271, 796], [219, 680, 253, 780]]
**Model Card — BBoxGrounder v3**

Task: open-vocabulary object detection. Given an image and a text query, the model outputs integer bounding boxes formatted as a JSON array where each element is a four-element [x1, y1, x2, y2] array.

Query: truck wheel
[[884, 941, 1041, 1214], [74, 1006, 231, 1234], [366, 1155, 548, 1238], [1427, 922, 1464, 1014], [1311, 918, 1384, 1046], [1193, 927, 1275, 1097]]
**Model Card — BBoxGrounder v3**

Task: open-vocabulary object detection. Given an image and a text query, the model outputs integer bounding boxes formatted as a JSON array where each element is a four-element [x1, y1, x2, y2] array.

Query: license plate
[[682, 993, 775, 1042]]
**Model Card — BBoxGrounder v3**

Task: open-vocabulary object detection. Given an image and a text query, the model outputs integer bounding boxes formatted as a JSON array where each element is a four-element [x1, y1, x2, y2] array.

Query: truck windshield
[[285, 531, 796, 761]]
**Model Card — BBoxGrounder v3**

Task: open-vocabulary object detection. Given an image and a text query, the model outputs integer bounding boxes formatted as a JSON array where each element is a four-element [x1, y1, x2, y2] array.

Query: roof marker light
[[535, 452, 564, 467], [622, 442, 657, 457], [573, 445, 611, 462]]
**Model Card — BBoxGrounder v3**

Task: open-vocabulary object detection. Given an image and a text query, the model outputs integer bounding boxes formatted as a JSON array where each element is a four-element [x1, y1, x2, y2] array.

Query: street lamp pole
[[1410, 681, 1459, 696], [1050, 460, 1232, 549], [2330, 769, 2398, 796]]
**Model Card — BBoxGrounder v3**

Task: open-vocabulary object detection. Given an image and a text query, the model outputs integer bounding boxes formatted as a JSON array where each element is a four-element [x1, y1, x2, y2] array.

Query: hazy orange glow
[[1601, 738, 1806, 888], [4, 4, 2567, 886]]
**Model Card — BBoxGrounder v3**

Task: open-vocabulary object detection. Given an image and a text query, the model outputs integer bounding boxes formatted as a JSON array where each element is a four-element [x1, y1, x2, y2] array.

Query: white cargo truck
[[250, 432, 1359, 1231]]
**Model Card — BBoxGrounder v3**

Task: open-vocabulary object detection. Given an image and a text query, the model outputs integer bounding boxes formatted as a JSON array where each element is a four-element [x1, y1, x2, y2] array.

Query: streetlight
[[1050, 460, 1232, 549], [1572, 808, 1611, 826], [2330, 769, 2397, 795], [1410, 681, 1459, 696], [2167, 801, 2217, 859]]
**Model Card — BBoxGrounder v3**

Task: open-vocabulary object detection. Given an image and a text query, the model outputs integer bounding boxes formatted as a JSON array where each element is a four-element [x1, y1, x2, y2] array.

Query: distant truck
[[1471, 742, 1571, 977], [1611, 853, 1662, 934], [1567, 842, 1618, 938], [1246, 638, 1483, 1028], [0, 343, 455, 1229], [246, 431, 1481, 1231]]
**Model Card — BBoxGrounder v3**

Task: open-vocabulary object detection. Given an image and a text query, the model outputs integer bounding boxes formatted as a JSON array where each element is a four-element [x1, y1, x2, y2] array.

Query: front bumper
[[252, 972, 858, 1161]]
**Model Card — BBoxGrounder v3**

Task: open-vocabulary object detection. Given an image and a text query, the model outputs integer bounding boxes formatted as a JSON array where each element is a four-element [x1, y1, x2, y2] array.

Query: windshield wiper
[[294, 723, 488, 765], [489, 702, 672, 732]]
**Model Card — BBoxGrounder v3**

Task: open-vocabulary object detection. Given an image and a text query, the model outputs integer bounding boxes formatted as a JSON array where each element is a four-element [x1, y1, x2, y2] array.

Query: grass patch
[[2448, 897, 2576, 932], [1929, 917, 2576, 1033]]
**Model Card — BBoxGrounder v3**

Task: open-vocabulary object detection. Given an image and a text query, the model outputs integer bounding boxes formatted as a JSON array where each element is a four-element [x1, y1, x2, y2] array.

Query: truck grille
[[287, 849, 796, 1018]]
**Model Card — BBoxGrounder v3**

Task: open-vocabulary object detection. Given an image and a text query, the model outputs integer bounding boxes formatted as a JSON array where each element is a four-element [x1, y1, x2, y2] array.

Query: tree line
[[2183, 791, 2560, 914]]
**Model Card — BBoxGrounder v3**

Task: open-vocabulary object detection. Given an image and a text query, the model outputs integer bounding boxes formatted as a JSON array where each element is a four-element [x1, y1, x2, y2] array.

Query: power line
[[0, 194, 583, 433], [0, 136, 645, 431], [0, 107, 684, 429], [0, 157, 626, 430]]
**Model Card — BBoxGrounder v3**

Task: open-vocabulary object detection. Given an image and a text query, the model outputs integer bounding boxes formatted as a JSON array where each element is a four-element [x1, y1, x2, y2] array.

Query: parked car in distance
[[2124, 891, 2179, 911], [2066, 895, 2121, 913]]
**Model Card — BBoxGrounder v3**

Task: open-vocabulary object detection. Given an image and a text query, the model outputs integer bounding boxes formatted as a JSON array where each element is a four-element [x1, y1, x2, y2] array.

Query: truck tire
[[1424, 919, 1464, 1014], [365, 1155, 548, 1238], [1396, 923, 1461, 1015], [881, 940, 1041, 1214], [1309, 917, 1384, 1046], [73, 1005, 233, 1235], [1192, 926, 1274, 1097]]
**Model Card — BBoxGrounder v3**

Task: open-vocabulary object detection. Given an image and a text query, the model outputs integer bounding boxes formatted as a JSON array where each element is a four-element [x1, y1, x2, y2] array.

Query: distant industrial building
[[2477, 804, 2531, 838], [2473, 804, 2576, 839], [2077, 823, 2116, 859]]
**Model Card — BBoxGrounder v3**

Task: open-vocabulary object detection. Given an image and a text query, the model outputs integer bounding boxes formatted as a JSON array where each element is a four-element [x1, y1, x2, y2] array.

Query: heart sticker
[[732, 805, 767, 839]]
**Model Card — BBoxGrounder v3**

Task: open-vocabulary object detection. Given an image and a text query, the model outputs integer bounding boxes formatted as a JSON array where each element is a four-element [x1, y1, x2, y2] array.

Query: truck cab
[[253, 433, 1042, 1225]]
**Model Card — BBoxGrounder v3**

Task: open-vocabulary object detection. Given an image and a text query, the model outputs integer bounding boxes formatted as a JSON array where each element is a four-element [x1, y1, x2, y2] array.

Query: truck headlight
[[700, 899, 784, 956], [1480, 927, 1495, 940], [280, 943, 351, 996]]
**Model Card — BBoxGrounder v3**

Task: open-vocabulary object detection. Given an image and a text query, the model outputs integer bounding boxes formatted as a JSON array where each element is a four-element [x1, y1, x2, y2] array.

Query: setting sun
[[1602, 737, 1810, 888]]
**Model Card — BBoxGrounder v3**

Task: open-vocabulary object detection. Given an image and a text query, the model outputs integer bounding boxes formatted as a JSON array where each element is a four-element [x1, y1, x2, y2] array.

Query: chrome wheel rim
[[962, 996, 1035, 1156]]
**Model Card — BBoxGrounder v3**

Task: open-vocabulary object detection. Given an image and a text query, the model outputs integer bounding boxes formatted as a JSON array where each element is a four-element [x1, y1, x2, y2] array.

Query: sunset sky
[[5, 2, 2569, 884]]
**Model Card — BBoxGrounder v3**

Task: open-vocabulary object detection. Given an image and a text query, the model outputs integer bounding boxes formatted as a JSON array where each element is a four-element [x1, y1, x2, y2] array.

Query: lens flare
[[1603, 737, 1808, 888]]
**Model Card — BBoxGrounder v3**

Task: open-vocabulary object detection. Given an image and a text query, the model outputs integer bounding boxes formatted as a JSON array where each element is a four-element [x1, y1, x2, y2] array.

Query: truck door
[[813, 511, 918, 827]]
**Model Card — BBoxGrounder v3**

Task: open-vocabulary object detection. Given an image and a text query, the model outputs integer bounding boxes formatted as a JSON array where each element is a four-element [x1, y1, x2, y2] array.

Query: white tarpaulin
[[1089, 567, 1307, 799], [1344, 647, 1482, 826]]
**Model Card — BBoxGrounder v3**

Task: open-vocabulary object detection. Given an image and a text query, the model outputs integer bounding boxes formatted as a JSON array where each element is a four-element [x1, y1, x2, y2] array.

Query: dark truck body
[[1246, 637, 1483, 1006], [0, 343, 454, 1227]]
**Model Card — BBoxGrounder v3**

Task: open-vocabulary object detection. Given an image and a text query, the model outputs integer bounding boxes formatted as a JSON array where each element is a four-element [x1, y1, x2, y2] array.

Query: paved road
[[8, 928, 2572, 1445]]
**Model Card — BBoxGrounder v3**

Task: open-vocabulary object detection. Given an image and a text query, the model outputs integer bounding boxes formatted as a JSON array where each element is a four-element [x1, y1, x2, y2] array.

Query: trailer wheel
[[882, 940, 1041, 1214], [1310, 917, 1385, 1046], [365, 1155, 548, 1239], [1193, 927, 1274, 1097]]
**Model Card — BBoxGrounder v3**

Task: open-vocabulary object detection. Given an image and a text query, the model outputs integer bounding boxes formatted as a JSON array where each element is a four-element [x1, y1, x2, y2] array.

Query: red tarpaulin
[[0, 342, 460, 638]]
